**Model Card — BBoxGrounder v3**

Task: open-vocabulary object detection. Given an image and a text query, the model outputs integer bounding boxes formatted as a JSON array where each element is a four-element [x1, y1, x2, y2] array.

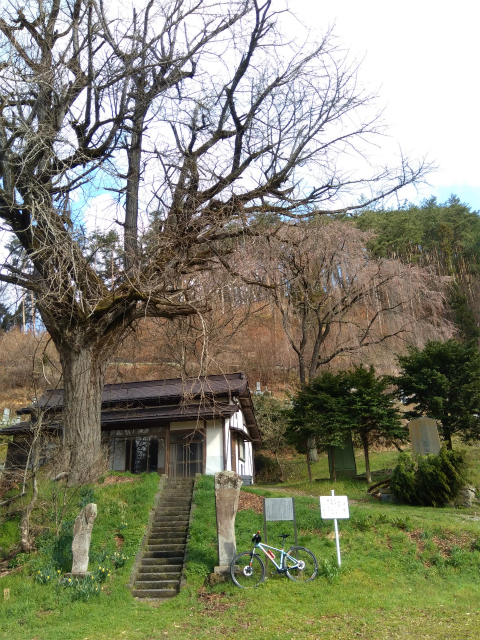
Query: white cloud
[[289, 0, 480, 201]]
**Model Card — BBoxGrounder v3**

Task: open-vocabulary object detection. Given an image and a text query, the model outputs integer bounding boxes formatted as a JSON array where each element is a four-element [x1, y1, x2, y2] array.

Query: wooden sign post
[[320, 490, 349, 566], [263, 497, 298, 546]]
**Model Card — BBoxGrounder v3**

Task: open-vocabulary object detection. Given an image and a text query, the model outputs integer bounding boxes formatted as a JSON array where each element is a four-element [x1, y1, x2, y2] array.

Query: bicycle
[[230, 532, 318, 588]]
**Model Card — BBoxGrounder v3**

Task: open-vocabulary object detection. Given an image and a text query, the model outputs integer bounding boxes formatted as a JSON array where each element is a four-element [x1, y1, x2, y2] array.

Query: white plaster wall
[[226, 408, 253, 478], [225, 417, 232, 471], [245, 441, 253, 476], [205, 420, 223, 474]]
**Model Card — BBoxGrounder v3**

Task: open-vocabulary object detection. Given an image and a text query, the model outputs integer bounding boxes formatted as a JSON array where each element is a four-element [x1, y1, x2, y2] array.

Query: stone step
[[162, 489, 193, 494], [152, 521, 189, 529], [132, 588, 178, 599], [134, 580, 180, 590], [137, 574, 180, 582], [146, 543, 186, 551], [161, 490, 193, 495], [161, 490, 191, 495], [156, 504, 191, 509], [155, 501, 191, 511], [165, 482, 194, 487], [157, 502, 191, 508], [137, 573, 181, 580], [144, 550, 185, 559], [140, 557, 184, 566], [138, 564, 182, 580], [149, 524, 188, 532], [159, 502, 191, 508], [150, 524, 189, 531], [149, 529, 188, 537], [148, 531, 187, 542], [162, 493, 192, 497], [130, 479, 194, 601], [153, 516, 190, 523], [163, 486, 193, 491], [156, 504, 191, 510]]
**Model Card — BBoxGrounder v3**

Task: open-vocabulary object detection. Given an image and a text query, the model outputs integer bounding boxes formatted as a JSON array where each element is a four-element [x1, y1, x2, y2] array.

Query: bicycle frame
[[252, 541, 301, 572]]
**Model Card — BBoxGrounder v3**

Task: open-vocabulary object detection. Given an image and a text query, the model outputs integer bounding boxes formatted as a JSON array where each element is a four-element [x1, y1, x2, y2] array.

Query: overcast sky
[[291, 0, 479, 210]]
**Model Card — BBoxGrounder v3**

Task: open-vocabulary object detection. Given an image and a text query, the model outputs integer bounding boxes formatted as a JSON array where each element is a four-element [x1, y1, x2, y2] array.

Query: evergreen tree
[[288, 372, 350, 481], [344, 366, 405, 483], [395, 339, 480, 448], [288, 366, 405, 483]]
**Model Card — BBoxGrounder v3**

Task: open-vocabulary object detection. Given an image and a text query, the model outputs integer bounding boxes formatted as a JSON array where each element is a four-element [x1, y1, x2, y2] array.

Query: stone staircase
[[132, 477, 194, 599]]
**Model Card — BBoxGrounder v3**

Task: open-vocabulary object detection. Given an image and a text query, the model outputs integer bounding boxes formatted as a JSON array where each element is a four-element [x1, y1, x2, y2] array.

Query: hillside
[[2, 451, 480, 639]]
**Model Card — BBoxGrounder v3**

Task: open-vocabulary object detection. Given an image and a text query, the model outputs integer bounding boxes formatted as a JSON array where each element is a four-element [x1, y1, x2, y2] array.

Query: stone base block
[[206, 567, 232, 586], [213, 565, 231, 574], [64, 572, 92, 579]]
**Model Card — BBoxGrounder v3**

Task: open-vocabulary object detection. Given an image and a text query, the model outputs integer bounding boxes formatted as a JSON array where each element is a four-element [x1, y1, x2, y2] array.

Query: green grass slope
[[1, 464, 480, 639]]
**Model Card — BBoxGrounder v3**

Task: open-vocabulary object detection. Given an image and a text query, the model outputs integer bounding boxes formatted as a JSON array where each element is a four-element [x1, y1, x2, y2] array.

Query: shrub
[[390, 447, 468, 507], [389, 452, 417, 504]]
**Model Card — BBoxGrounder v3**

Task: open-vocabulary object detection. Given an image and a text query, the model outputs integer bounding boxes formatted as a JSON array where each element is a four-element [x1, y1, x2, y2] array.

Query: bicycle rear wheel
[[283, 546, 318, 582], [230, 552, 266, 588]]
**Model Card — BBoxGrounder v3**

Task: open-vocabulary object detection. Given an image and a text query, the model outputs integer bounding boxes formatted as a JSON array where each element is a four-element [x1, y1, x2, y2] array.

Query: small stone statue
[[70, 503, 97, 577]]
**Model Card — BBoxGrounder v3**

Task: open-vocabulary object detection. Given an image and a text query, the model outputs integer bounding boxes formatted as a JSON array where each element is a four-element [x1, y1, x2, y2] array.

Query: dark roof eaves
[[27, 372, 248, 412]]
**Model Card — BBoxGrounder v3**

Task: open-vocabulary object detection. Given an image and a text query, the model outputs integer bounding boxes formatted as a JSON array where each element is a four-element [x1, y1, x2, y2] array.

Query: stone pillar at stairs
[[214, 471, 243, 575]]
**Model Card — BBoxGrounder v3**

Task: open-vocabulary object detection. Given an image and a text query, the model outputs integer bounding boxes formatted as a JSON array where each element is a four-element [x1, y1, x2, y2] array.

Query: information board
[[320, 495, 350, 520], [264, 497, 294, 521]]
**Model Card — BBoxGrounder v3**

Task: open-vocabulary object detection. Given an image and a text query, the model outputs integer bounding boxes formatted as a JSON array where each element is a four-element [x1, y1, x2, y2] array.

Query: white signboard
[[320, 495, 350, 520], [264, 498, 294, 521]]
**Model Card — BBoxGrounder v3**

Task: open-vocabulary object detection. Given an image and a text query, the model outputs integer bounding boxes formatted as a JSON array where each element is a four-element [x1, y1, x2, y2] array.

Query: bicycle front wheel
[[230, 552, 266, 588], [283, 546, 318, 582]]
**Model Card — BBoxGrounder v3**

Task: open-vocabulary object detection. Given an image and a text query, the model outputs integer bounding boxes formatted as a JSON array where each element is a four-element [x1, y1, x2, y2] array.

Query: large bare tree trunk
[[58, 345, 109, 486]]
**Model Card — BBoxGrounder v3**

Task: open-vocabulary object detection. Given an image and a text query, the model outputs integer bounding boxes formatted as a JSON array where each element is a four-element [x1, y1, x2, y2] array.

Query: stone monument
[[456, 485, 476, 508], [213, 471, 242, 575], [408, 417, 441, 456], [69, 503, 97, 577]]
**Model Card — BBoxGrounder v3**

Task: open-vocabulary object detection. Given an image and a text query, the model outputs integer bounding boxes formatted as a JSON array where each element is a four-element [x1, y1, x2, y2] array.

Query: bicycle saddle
[[278, 534, 290, 539]]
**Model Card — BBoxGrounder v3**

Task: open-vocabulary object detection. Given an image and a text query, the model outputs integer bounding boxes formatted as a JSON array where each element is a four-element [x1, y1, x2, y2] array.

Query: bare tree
[[0, 0, 431, 483], [250, 219, 454, 384]]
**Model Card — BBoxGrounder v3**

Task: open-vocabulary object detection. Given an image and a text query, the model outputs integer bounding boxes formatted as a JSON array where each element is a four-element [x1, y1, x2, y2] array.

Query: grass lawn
[[1, 447, 480, 640]]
